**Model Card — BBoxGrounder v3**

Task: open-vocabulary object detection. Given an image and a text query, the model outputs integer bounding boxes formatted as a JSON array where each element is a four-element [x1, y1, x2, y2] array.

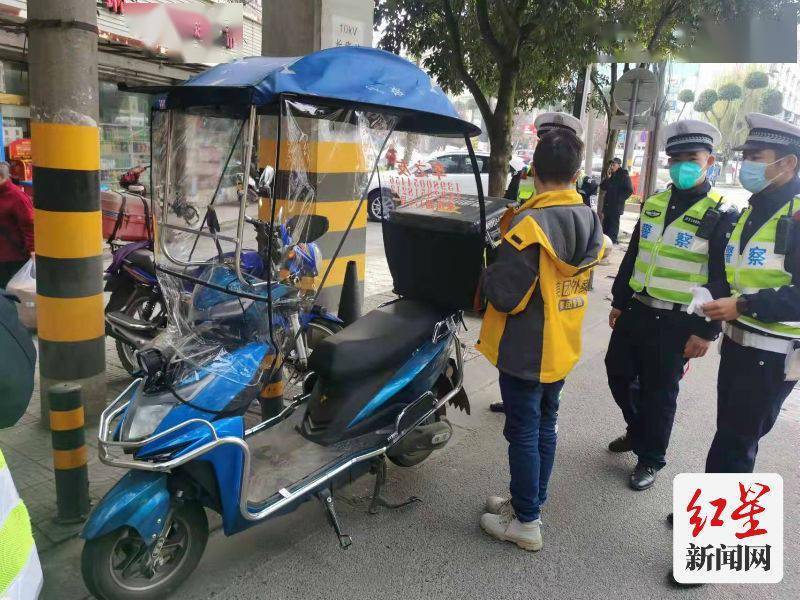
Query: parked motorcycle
[[103, 167, 164, 374], [82, 47, 481, 600], [106, 210, 339, 378], [105, 162, 337, 379]]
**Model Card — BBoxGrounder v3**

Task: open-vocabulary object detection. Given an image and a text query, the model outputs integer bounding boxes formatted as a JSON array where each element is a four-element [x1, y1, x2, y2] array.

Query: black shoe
[[667, 569, 704, 588], [489, 401, 505, 413], [629, 463, 657, 491], [607, 433, 632, 453]]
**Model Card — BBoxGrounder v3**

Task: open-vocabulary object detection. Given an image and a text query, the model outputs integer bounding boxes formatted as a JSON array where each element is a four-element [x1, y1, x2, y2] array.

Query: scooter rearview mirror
[[287, 215, 329, 243]]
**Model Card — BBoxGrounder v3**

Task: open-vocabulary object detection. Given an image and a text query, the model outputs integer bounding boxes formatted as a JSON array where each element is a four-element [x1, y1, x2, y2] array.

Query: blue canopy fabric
[[161, 46, 480, 137]]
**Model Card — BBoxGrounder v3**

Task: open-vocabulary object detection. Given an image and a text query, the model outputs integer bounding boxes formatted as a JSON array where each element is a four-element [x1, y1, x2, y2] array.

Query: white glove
[[687, 286, 714, 321]]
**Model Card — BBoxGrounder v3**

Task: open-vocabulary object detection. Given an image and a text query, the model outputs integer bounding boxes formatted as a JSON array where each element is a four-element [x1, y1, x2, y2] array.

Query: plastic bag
[[686, 286, 713, 321], [6, 258, 37, 330]]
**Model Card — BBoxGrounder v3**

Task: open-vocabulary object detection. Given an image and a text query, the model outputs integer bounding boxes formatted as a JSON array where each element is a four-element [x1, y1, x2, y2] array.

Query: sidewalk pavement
[[0, 216, 538, 574], [5, 218, 799, 599]]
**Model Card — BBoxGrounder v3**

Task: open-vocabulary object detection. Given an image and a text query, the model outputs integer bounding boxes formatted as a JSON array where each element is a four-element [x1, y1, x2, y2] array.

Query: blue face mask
[[669, 161, 704, 190], [739, 159, 780, 194]]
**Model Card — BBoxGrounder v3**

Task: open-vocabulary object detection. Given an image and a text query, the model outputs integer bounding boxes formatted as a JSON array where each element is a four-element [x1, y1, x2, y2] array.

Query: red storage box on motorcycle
[[383, 192, 507, 311], [8, 138, 33, 183], [101, 189, 152, 242]]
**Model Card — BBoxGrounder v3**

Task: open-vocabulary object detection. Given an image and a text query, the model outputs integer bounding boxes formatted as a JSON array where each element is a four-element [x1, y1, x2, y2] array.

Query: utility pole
[[261, 0, 374, 310], [642, 61, 668, 199], [28, 0, 105, 433]]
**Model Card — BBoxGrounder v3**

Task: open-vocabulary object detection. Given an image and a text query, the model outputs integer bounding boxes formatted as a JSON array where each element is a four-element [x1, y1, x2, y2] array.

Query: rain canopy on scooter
[[145, 46, 484, 400]]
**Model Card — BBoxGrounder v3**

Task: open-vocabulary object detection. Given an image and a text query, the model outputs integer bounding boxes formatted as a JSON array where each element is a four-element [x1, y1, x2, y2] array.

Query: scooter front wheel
[[81, 502, 208, 600]]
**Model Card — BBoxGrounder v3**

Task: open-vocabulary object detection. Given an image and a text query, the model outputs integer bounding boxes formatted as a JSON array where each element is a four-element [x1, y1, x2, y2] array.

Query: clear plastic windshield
[[148, 101, 396, 395]]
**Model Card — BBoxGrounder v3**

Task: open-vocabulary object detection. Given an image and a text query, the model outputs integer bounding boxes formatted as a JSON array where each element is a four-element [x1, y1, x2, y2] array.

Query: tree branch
[[440, 0, 494, 127], [590, 70, 612, 119], [519, 20, 537, 42], [475, 0, 508, 64], [494, 0, 521, 41], [646, 0, 682, 53]]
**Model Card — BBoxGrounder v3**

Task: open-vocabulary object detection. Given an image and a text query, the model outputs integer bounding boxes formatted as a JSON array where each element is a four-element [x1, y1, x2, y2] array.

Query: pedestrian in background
[[477, 112, 604, 552], [605, 120, 737, 491], [385, 144, 398, 170], [0, 161, 34, 288], [0, 295, 41, 599], [577, 171, 599, 208], [701, 113, 800, 473], [599, 157, 632, 243]]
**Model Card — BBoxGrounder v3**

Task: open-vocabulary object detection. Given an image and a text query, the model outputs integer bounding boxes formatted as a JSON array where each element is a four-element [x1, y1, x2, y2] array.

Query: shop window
[[99, 81, 151, 189]]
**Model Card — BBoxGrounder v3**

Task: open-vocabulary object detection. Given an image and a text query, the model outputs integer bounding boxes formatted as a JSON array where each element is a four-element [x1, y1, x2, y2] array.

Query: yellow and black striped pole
[[259, 118, 368, 311], [28, 1, 105, 425], [48, 383, 90, 522]]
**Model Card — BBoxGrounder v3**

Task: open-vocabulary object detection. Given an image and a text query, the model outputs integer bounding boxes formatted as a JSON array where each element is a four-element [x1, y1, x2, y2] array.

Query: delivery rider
[[701, 113, 800, 472], [605, 120, 738, 491], [477, 112, 604, 551], [488, 112, 592, 413]]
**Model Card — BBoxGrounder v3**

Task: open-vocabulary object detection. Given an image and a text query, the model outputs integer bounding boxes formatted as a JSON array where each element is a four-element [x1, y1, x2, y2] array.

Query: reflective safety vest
[[629, 188, 723, 304], [725, 198, 800, 339], [0, 449, 42, 600]]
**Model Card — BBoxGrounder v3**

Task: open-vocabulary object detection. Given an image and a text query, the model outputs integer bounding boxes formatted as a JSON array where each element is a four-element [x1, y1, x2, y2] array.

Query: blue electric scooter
[[81, 46, 483, 599]]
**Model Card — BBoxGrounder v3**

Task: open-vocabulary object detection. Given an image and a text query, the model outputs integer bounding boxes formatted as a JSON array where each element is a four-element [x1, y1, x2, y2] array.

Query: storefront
[[99, 82, 151, 188], [0, 0, 263, 189], [0, 61, 157, 189]]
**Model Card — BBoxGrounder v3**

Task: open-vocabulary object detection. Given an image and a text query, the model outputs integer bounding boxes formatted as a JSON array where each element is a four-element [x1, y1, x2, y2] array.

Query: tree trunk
[[486, 67, 517, 198], [487, 130, 511, 198], [403, 132, 420, 162]]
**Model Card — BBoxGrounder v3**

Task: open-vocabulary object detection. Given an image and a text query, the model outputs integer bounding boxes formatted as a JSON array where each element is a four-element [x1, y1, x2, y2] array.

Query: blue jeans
[[499, 372, 564, 523]]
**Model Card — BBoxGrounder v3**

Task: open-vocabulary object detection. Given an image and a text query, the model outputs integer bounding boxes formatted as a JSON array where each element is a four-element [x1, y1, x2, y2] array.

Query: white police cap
[[735, 113, 800, 152], [662, 119, 721, 155], [534, 112, 583, 138]]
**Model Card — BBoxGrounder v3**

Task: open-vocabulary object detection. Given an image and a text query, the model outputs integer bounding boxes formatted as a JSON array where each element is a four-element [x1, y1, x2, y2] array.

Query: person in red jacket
[[0, 161, 34, 287]]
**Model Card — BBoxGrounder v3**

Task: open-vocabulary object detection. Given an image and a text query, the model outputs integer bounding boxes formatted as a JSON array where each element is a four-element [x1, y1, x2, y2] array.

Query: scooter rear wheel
[[111, 292, 166, 376], [388, 415, 437, 467], [81, 502, 208, 600]]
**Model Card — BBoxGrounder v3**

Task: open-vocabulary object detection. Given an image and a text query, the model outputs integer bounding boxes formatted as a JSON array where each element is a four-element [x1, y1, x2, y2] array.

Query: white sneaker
[[485, 496, 514, 517], [480, 513, 543, 551]]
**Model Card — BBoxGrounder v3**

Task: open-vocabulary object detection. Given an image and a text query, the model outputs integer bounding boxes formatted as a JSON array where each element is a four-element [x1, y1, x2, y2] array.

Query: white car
[[367, 150, 518, 221]]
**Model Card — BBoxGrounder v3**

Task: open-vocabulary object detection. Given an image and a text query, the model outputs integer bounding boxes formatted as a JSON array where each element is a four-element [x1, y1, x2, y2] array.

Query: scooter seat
[[123, 249, 155, 275], [308, 299, 451, 381]]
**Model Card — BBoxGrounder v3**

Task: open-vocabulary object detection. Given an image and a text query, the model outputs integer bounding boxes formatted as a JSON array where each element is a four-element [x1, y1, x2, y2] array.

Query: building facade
[[0, 0, 262, 186], [769, 61, 800, 125]]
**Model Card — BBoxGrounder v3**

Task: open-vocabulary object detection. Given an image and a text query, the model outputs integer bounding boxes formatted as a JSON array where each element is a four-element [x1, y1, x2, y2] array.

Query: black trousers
[[705, 336, 796, 473], [602, 210, 621, 243], [605, 300, 691, 469]]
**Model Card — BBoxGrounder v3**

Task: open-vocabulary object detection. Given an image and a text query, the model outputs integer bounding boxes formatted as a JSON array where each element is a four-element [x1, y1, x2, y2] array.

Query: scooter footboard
[[82, 470, 170, 544]]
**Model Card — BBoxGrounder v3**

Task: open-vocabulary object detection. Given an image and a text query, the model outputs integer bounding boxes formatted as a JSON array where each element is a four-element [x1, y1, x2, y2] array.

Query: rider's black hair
[[533, 130, 584, 184]]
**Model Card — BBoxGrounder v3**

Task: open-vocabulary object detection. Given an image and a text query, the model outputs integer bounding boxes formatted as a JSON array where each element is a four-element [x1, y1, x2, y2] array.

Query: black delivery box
[[383, 193, 509, 310]]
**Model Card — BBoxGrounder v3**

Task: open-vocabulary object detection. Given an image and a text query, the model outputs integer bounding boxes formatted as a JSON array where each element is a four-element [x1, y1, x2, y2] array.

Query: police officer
[[701, 113, 800, 473], [605, 120, 737, 490]]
